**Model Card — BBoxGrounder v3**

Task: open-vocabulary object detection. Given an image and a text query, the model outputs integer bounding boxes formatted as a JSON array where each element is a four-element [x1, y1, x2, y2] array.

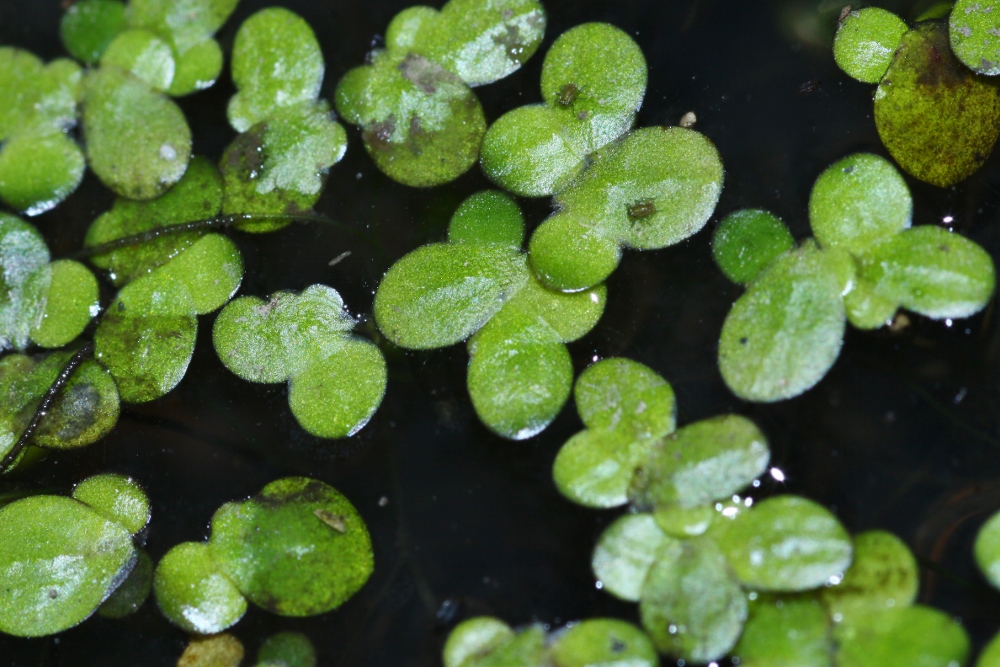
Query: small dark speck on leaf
[[611, 638, 626, 653], [740, 337, 748, 345], [117, 301, 125, 312]]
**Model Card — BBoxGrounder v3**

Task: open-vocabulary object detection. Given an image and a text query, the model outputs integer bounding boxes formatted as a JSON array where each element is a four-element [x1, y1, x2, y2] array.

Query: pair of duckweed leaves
[[213, 285, 388, 439], [443, 617, 657, 667], [223, 7, 347, 225], [178, 631, 316, 667], [0, 49, 85, 215], [480, 23, 724, 292], [374, 190, 606, 439], [153, 477, 373, 635], [335, 0, 546, 187], [714, 153, 995, 403], [0, 474, 152, 637], [834, 8, 1000, 187]]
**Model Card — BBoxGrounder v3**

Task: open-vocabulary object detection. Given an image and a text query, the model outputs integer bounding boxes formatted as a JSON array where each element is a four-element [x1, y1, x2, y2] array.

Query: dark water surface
[[4, 0, 1000, 664]]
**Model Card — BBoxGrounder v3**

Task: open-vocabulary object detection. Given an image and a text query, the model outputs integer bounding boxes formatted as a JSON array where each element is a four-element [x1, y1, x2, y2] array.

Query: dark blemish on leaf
[[611, 638, 626, 652], [627, 200, 656, 220], [577, 110, 590, 120], [558, 83, 579, 106], [502, 8, 513, 20], [398, 53, 460, 94], [314, 508, 346, 533], [48, 589, 58, 599], [117, 301, 125, 312], [842, 165, 854, 174], [740, 337, 748, 345], [369, 117, 396, 144], [492, 24, 525, 62], [939, 244, 950, 252]]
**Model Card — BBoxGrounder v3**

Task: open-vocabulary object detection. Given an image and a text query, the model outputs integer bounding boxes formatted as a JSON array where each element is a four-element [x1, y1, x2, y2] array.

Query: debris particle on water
[[329, 251, 352, 266], [679, 111, 697, 128]]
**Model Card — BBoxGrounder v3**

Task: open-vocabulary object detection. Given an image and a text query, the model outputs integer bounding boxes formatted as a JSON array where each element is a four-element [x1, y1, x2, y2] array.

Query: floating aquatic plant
[[0, 474, 149, 636], [213, 284, 388, 439], [222, 7, 347, 226], [480, 23, 723, 292], [716, 153, 995, 403], [335, 0, 545, 187], [177, 630, 317, 667], [834, 8, 1000, 187], [374, 190, 606, 439], [154, 477, 373, 634], [443, 617, 657, 667], [0, 48, 85, 215], [950, 0, 1000, 76]]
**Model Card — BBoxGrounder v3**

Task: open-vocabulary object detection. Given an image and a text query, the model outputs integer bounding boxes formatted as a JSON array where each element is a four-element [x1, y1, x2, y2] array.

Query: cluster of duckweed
[[153, 477, 374, 634], [446, 357, 971, 664], [715, 152, 994, 402], [374, 190, 605, 439], [335, 0, 546, 187], [177, 630, 316, 667], [481, 23, 724, 292], [833, 5, 1000, 187]]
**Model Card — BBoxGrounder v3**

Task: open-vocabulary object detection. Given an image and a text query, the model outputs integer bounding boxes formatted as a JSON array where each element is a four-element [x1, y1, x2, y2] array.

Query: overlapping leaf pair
[[834, 7, 1000, 187], [177, 631, 316, 667], [480, 23, 724, 292], [336, 0, 546, 186], [716, 153, 995, 402], [153, 478, 373, 634]]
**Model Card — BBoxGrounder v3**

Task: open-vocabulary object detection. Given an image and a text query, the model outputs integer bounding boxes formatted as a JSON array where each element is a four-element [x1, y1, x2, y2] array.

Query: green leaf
[[833, 8, 908, 84], [335, 52, 486, 188], [466, 319, 573, 439], [629, 414, 769, 510], [640, 538, 748, 663], [128, 0, 238, 54], [179, 634, 246, 667], [0, 214, 51, 352], [718, 244, 846, 402], [857, 225, 995, 320], [713, 209, 795, 285], [374, 242, 528, 349], [978, 630, 1000, 667], [448, 190, 525, 247], [220, 102, 347, 218], [97, 548, 152, 619], [153, 541, 247, 634], [874, 21, 1000, 187], [157, 234, 243, 315], [86, 156, 224, 287], [528, 209, 623, 293], [208, 477, 374, 616], [100, 29, 176, 92], [530, 126, 724, 291], [228, 8, 324, 132], [94, 270, 198, 403], [71, 473, 150, 535], [257, 632, 316, 667], [0, 50, 82, 139], [167, 37, 224, 97], [385, 0, 546, 86], [0, 351, 119, 459], [951, 0, 1000, 75], [731, 593, 833, 667], [485, 275, 606, 344], [833, 605, 969, 667], [288, 337, 388, 439], [30, 259, 99, 348], [591, 513, 674, 602], [653, 505, 717, 538], [820, 530, 918, 618], [808, 153, 911, 254], [460, 625, 547, 667], [574, 358, 676, 438], [60, 0, 127, 64], [553, 428, 652, 508], [32, 357, 120, 451], [0, 131, 86, 216], [550, 618, 658, 667], [843, 276, 898, 330], [974, 508, 1000, 589], [0, 495, 136, 637], [443, 617, 516, 667], [713, 495, 853, 592], [83, 66, 192, 200], [213, 284, 357, 383]]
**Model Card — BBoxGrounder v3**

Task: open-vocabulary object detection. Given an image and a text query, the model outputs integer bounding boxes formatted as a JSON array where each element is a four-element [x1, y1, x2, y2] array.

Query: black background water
[[4, 0, 1000, 664]]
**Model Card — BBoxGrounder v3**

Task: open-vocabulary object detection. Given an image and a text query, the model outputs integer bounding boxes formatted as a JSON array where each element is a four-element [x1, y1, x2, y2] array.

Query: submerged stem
[[69, 213, 338, 259], [0, 343, 95, 472]]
